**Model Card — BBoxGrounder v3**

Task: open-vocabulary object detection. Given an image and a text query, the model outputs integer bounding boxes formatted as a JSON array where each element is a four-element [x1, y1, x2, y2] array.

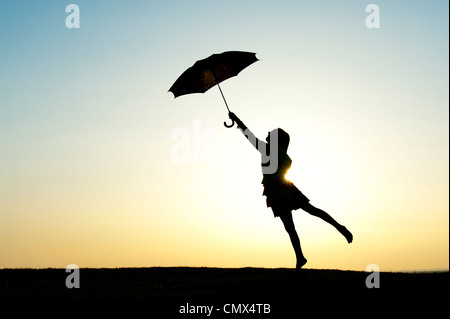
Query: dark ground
[[0, 267, 448, 316]]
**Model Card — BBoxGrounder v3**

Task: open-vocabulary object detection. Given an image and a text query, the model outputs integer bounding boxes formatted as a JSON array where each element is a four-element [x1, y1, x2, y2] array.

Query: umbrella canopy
[[169, 51, 258, 98]]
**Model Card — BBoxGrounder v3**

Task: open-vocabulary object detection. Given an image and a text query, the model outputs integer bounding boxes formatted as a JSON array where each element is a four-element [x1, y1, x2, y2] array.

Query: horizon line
[[0, 266, 448, 273]]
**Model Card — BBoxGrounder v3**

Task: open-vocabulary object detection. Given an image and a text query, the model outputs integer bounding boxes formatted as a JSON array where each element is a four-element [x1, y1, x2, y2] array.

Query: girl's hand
[[228, 112, 239, 122]]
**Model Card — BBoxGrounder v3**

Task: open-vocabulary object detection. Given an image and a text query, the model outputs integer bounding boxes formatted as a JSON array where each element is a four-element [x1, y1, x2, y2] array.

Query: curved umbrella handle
[[224, 118, 235, 128]]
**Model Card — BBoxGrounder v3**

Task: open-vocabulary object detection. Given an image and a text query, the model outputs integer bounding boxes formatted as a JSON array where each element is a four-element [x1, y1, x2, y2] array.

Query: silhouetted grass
[[0, 267, 447, 316]]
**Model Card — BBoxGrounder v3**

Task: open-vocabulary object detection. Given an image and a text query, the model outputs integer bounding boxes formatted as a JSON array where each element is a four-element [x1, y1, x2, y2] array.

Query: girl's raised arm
[[228, 112, 266, 153]]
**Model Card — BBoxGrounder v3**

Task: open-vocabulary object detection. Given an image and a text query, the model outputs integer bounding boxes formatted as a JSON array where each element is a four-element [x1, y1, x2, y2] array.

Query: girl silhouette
[[228, 112, 353, 269]]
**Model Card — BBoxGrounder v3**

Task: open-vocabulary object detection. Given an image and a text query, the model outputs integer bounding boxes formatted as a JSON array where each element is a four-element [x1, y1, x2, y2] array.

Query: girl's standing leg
[[279, 211, 308, 269]]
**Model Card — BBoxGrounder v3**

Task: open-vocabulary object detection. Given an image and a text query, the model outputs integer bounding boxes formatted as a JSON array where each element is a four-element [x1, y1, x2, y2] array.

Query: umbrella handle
[[224, 118, 235, 128]]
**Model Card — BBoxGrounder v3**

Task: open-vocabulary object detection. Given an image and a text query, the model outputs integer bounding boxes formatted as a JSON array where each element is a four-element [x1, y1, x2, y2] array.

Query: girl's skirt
[[263, 180, 310, 217]]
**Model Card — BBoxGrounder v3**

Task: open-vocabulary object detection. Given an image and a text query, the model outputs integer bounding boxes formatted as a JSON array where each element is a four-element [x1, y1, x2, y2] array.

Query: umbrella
[[169, 51, 258, 128]]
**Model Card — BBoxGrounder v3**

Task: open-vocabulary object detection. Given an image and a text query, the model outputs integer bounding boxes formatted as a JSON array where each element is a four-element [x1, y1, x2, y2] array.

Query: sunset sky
[[0, 0, 448, 271]]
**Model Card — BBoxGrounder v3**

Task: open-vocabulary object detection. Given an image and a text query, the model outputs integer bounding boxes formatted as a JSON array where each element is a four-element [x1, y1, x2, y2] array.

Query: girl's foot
[[339, 226, 353, 243], [296, 257, 307, 270]]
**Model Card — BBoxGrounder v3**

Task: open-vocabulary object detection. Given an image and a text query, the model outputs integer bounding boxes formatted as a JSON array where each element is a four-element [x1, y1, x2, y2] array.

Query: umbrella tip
[[168, 90, 177, 98]]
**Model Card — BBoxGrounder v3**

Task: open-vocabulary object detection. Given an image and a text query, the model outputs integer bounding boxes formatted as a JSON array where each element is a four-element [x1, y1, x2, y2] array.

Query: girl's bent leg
[[302, 203, 353, 243]]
